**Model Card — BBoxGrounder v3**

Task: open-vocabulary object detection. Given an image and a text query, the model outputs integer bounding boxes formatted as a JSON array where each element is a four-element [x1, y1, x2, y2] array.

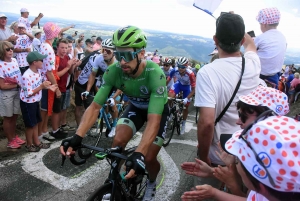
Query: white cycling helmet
[[177, 57, 188, 66], [102, 38, 115, 49], [163, 58, 172, 64]]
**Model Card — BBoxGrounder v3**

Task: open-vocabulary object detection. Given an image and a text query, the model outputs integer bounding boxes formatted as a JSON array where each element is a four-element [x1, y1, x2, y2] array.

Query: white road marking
[[169, 139, 198, 147], [156, 147, 180, 201], [0, 159, 18, 167], [188, 114, 196, 118], [184, 122, 197, 133]]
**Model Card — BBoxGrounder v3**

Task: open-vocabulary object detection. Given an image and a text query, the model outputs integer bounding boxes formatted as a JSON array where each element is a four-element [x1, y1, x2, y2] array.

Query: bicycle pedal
[[95, 152, 107, 160]]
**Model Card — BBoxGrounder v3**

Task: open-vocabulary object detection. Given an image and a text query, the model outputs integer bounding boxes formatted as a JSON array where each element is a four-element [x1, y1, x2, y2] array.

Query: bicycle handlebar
[[167, 97, 184, 102], [61, 143, 128, 167]]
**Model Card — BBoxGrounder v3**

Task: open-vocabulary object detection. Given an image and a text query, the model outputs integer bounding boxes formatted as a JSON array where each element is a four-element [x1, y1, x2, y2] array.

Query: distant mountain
[[4, 12, 299, 64]]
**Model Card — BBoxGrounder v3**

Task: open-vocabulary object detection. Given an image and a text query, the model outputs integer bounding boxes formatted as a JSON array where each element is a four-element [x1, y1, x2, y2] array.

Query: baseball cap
[[257, 7, 281, 25], [20, 8, 29, 12], [18, 23, 26, 28], [239, 85, 289, 116], [66, 35, 74, 42], [85, 38, 93, 44], [216, 13, 245, 46], [43, 22, 61, 40], [27, 51, 47, 63], [34, 29, 43, 36], [0, 14, 7, 18], [224, 115, 300, 192]]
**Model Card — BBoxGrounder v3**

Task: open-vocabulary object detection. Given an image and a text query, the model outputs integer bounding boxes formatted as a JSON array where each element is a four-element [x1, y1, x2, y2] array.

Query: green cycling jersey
[[93, 60, 168, 115]]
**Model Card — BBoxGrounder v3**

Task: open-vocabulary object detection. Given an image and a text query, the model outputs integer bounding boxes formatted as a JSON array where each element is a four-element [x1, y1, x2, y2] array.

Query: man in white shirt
[[0, 14, 18, 42], [255, 7, 286, 88], [18, 8, 43, 35], [194, 13, 261, 192]]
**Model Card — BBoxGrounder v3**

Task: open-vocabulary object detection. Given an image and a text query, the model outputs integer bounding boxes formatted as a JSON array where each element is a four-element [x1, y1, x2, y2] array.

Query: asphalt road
[[0, 105, 199, 201]]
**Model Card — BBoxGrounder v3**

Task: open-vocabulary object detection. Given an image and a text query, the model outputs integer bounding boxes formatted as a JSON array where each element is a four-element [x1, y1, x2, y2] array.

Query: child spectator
[[14, 23, 34, 75], [20, 51, 57, 152], [0, 41, 25, 149]]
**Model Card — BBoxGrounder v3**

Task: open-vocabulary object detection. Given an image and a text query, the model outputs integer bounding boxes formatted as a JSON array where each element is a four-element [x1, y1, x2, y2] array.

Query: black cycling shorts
[[118, 103, 169, 145]]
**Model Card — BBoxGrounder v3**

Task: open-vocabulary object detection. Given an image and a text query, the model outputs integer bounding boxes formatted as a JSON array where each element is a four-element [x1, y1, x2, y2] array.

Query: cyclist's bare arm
[[135, 114, 161, 155], [187, 87, 195, 100], [77, 102, 102, 138], [86, 71, 97, 92], [112, 89, 123, 99]]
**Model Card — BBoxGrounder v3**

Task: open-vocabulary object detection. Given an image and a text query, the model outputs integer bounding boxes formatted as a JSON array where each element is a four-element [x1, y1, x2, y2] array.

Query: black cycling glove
[[126, 152, 146, 175], [61, 134, 83, 152]]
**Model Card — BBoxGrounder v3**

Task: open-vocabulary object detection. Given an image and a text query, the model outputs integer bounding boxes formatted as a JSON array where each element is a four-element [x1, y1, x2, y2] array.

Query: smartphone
[[247, 30, 256, 38]]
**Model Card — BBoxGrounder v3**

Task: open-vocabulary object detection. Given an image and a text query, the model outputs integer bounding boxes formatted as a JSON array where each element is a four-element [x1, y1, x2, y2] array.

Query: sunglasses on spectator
[[5, 47, 14, 51], [178, 65, 186, 69], [102, 48, 113, 54], [114, 49, 142, 63], [164, 64, 170, 67], [238, 110, 276, 187], [238, 110, 258, 123]]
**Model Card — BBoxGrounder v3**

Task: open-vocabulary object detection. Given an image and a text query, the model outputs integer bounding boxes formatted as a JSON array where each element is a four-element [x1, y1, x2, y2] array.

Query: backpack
[[78, 51, 100, 70]]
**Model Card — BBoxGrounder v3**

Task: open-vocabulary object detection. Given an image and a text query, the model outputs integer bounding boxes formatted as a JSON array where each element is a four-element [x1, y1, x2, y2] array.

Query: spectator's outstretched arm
[[31, 13, 43, 27], [59, 25, 75, 34], [243, 33, 256, 53], [181, 185, 247, 201]]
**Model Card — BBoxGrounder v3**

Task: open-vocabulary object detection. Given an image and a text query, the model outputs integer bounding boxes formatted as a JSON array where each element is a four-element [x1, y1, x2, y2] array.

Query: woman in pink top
[[289, 72, 300, 104]]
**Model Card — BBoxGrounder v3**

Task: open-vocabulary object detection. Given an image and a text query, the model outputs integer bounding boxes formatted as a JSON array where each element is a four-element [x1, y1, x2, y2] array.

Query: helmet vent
[[135, 38, 142, 44], [122, 42, 131, 47], [124, 32, 135, 43]]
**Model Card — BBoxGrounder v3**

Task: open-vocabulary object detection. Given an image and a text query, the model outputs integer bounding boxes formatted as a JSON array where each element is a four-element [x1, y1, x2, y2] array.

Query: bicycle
[[163, 97, 184, 147], [61, 143, 148, 201]]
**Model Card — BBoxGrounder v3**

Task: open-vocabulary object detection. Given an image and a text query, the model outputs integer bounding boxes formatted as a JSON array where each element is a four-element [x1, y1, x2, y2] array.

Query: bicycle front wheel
[[87, 183, 123, 201]]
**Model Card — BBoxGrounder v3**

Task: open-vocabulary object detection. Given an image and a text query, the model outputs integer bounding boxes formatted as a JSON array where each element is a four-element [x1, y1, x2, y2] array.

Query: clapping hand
[[181, 185, 216, 201], [181, 158, 214, 178], [215, 142, 235, 166]]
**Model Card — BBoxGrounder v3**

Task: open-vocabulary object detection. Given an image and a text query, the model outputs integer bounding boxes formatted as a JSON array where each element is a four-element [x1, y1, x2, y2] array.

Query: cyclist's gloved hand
[[60, 134, 83, 156], [81, 91, 89, 99], [125, 152, 146, 177], [183, 97, 190, 105], [107, 98, 115, 107]]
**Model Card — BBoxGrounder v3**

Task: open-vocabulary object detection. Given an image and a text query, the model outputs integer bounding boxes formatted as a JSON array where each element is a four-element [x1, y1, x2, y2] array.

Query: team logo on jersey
[[275, 105, 283, 114], [20, 39, 27, 46], [140, 85, 149, 94], [160, 74, 165, 80], [156, 86, 165, 95]]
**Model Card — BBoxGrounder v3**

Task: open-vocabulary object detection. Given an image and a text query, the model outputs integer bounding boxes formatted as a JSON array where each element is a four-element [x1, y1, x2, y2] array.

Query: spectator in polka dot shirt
[[20, 51, 57, 152], [14, 22, 34, 75], [18, 8, 43, 35], [0, 41, 24, 149]]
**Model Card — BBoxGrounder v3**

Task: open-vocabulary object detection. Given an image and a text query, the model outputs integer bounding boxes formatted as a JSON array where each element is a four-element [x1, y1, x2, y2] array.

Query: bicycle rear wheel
[[87, 183, 123, 201], [163, 117, 176, 147]]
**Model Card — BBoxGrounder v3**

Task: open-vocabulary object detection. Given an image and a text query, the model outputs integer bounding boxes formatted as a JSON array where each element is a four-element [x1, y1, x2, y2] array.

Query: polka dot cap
[[256, 7, 281, 25], [239, 85, 289, 116], [43, 22, 61, 40], [225, 116, 300, 192]]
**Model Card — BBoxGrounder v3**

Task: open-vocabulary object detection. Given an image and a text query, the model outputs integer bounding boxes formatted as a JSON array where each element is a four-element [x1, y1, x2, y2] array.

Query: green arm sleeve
[[148, 68, 168, 114]]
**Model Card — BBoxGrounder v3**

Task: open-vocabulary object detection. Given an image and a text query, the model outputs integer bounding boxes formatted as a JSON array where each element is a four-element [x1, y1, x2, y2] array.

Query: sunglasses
[[164, 64, 170, 67], [238, 111, 248, 123], [102, 48, 113, 54], [114, 49, 142, 63], [5, 47, 14, 51], [178, 65, 186, 69], [238, 110, 276, 187]]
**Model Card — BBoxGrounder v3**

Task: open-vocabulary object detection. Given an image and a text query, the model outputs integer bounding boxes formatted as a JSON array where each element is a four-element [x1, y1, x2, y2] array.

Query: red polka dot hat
[[43, 22, 61, 40], [225, 115, 300, 192], [239, 85, 289, 116], [256, 7, 281, 25]]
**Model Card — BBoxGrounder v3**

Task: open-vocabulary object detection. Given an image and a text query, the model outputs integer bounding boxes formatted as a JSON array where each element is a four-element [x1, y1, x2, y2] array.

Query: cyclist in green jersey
[[60, 26, 169, 201]]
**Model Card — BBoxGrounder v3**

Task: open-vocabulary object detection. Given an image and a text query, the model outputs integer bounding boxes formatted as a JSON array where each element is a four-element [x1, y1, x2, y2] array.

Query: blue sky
[[1, 0, 299, 48]]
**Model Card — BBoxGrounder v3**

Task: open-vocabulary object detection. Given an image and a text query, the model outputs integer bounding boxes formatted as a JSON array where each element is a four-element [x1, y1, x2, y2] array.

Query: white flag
[[193, 0, 223, 16]]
